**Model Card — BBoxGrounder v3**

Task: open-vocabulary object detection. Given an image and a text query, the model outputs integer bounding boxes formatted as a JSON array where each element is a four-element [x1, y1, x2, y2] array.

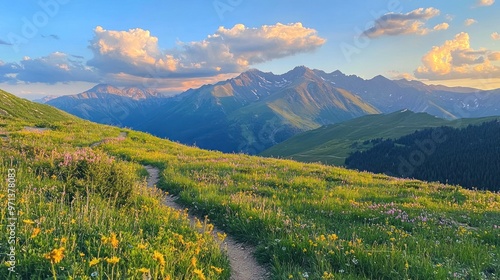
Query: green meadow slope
[[260, 110, 500, 166], [1, 90, 499, 279], [0, 90, 230, 279]]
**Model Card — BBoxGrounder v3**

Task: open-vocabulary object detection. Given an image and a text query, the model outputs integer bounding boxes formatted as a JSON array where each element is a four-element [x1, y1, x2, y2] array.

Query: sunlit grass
[[103, 130, 500, 279], [0, 120, 230, 279], [1, 89, 499, 279]]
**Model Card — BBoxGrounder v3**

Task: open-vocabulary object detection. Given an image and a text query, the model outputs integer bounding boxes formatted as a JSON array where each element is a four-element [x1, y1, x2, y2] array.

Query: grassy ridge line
[[102, 129, 500, 279], [260, 110, 500, 166]]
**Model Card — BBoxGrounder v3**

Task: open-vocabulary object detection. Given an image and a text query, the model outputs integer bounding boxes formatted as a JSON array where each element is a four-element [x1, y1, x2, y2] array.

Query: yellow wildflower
[[328, 234, 338, 241], [44, 247, 65, 264], [31, 228, 41, 238], [217, 232, 227, 242], [60, 237, 68, 244], [193, 268, 206, 280], [110, 233, 119, 249], [195, 218, 203, 229], [191, 256, 197, 267], [105, 256, 120, 264], [101, 235, 108, 244], [153, 251, 165, 266], [210, 266, 224, 274], [137, 243, 147, 249], [79, 252, 85, 257], [322, 271, 334, 279], [137, 267, 150, 273], [23, 219, 35, 225], [89, 258, 100, 267]]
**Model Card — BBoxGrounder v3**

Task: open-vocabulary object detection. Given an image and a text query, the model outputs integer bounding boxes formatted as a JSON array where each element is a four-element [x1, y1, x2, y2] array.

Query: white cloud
[[363, 8, 441, 38], [433, 23, 449, 31], [488, 52, 500, 61], [388, 71, 416, 80], [477, 0, 495, 6], [0, 53, 98, 84], [103, 72, 239, 94], [415, 32, 500, 80], [87, 26, 178, 78], [2, 23, 325, 92], [0, 60, 20, 83], [16, 52, 98, 84], [88, 23, 326, 78], [492, 32, 500, 40], [464, 18, 477, 26]]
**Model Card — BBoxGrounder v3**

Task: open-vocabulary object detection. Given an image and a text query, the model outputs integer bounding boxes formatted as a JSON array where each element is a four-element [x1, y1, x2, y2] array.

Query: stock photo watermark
[[397, 128, 447, 177], [213, 0, 243, 20], [5, 168, 17, 273], [7, 0, 70, 53]]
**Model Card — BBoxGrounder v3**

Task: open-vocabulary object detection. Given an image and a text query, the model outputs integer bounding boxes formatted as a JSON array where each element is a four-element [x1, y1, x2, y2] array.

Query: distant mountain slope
[[345, 120, 500, 191], [260, 110, 499, 165], [45, 66, 500, 155], [0, 89, 75, 123], [313, 70, 500, 119], [139, 66, 379, 153], [47, 84, 169, 127]]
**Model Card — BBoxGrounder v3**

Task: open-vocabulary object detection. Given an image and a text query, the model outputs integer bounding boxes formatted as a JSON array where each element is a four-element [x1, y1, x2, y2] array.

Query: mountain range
[[44, 66, 500, 154], [46, 84, 168, 127]]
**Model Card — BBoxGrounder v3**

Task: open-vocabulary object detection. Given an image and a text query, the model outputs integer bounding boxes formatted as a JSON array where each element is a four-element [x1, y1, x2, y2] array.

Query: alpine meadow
[[1, 1, 500, 279]]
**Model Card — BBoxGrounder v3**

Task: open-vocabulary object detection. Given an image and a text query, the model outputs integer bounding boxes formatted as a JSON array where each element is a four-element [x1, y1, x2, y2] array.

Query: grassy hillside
[[2, 90, 500, 279], [260, 110, 500, 165], [0, 91, 229, 279]]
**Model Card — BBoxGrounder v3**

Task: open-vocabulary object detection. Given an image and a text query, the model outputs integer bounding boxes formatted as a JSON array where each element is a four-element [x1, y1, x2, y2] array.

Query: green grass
[[1, 90, 500, 279], [103, 130, 500, 280], [260, 110, 500, 166], [0, 91, 230, 279]]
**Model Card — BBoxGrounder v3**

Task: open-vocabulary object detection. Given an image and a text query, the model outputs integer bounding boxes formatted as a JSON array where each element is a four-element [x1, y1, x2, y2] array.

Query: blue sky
[[1, 0, 499, 98]]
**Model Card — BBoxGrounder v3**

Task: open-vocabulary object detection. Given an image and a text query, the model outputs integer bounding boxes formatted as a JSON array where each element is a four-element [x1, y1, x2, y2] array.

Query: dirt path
[[144, 165, 269, 280], [90, 131, 127, 147]]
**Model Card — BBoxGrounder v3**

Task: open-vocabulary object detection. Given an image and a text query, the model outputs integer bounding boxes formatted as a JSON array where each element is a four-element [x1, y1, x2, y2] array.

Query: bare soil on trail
[[144, 165, 269, 280]]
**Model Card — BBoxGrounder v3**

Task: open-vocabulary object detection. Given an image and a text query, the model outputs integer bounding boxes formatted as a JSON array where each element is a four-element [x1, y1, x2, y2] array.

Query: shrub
[[53, 148, 136, 205]]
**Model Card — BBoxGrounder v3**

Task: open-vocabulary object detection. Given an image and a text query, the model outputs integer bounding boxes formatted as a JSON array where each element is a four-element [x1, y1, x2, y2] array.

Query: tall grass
[[0, 122, 230, 279]]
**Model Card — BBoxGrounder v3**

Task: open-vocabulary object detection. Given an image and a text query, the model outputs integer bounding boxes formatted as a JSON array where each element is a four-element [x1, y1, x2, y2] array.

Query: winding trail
[[144, 165, 269, 280]]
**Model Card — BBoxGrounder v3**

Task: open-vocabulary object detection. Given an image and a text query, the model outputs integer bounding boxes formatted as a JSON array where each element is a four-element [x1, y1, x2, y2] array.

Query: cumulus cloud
[[363, 7, 441, 38], [87, 26, 178, 78], [477, 0, 495, 6], [88, 23, 325, 78], [388, 71, 416, 80], [0, 61, 20, 83], [433, 23, 449, 31], [489, 52, 500, 61], [415, 32, 500, 80], [492, 32, 500, 40], [3, 23, 325, 92], [464, 19, 477, 26], [16, 52, 98, 84], [103, 72, 238, 94]]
